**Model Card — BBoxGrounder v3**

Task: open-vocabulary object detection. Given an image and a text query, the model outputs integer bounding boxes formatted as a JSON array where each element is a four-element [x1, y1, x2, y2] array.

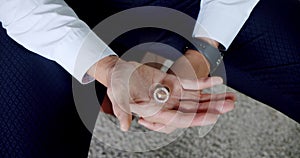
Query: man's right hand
[[138, 51, 236, 133], [88, 55, 235, 133], [169, 49, 211, 79]]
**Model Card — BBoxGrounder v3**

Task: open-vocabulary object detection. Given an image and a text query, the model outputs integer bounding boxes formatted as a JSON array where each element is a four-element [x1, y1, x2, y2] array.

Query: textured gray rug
[[88, 86, 300, 158]]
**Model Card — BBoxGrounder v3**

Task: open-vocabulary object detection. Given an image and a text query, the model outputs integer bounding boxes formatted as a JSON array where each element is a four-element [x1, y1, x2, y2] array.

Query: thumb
[[107, 88, 132, 131]]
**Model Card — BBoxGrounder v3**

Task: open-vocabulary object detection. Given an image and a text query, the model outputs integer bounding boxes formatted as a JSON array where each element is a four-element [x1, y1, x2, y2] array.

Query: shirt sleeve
[[193, 0, 260, 50], [0, 0, 116, 84]]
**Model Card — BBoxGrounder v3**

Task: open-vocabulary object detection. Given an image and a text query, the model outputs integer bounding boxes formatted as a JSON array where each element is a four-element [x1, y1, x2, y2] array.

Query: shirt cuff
[[54, 30, 116, 84], [193, 0, 260, 50]]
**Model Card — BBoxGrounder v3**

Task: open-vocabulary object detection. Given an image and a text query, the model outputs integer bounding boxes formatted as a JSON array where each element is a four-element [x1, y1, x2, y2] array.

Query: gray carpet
[[88, 86, 300, 158]]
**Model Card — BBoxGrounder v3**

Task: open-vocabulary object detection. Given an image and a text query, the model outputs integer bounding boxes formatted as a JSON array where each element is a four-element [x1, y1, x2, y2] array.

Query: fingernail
[[138, 120, 144, 126], [214, 77, 223, 84], [120, 118, 128, 131], [120, 124, 128, 132]]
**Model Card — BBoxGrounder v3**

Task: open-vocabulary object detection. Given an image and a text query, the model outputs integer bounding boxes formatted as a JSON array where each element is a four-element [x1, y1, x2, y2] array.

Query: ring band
[[153, 84, 170, 104]]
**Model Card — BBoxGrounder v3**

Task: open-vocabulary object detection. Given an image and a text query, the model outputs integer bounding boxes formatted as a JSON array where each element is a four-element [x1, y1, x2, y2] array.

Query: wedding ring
[[153, 84, 170, 104]]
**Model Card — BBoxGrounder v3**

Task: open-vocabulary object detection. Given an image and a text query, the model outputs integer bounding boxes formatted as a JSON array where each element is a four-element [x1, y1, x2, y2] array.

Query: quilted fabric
[[0, 26, 92, 158], [224, 0, 300, 122]]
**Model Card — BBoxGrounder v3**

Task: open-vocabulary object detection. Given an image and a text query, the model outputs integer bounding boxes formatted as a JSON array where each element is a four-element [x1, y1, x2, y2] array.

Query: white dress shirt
[[0, 0, 259, 84]]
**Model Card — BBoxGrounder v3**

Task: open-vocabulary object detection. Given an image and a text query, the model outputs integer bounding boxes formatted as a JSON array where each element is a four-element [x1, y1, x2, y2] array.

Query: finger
[[177, 99, 235, 114], [180, 77, 223, 90], [200, 92, 237, 102], [147, 110, 219, 128], [197, 93, 237, 105], [138, 118, 177, 134], [107, 88, 132, 131], [180, 92, 237, 102]]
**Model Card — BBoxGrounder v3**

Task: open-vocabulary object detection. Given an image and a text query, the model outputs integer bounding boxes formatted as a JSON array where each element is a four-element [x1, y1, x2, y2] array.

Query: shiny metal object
[[153, 84, 170, 104]]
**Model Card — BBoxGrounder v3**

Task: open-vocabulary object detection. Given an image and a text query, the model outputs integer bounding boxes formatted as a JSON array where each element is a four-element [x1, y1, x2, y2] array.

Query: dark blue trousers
[[0, 0, 299, 157]]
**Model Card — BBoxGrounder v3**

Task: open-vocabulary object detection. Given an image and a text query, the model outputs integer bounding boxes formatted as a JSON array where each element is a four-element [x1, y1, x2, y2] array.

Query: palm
[[110, 61, 184, 117], [106, 57, 235, 132]]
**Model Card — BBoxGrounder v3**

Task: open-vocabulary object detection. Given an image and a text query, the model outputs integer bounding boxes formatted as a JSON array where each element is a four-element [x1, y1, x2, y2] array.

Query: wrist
[[87, 55, 119, 87], [187, 37, 224, 74], [186, 39, 212, 72], [184, 49, 210, 78]]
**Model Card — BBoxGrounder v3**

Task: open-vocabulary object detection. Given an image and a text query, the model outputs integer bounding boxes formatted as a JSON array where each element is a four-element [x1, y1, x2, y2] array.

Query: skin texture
[[87, 38, 236, 133], [139, 49, 236, 133]]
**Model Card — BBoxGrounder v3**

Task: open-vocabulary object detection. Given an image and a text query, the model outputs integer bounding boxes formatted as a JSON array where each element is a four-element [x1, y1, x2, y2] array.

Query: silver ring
[[153, 85, 170, 104]]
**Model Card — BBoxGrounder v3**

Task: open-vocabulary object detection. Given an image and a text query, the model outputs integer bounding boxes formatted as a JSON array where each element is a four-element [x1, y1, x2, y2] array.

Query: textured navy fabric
[[224, 0, 300, 122], [0, 26, 92, 157], [0, 0, 300, 157], [65, 0, 200, 56]]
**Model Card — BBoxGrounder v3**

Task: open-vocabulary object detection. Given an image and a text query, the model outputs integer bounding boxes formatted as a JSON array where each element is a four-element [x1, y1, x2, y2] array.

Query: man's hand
[[169, 49, 211, 79], [88, 55, 235, 133], [170, 37, 219, 79], [140, 47, 236, 133]]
